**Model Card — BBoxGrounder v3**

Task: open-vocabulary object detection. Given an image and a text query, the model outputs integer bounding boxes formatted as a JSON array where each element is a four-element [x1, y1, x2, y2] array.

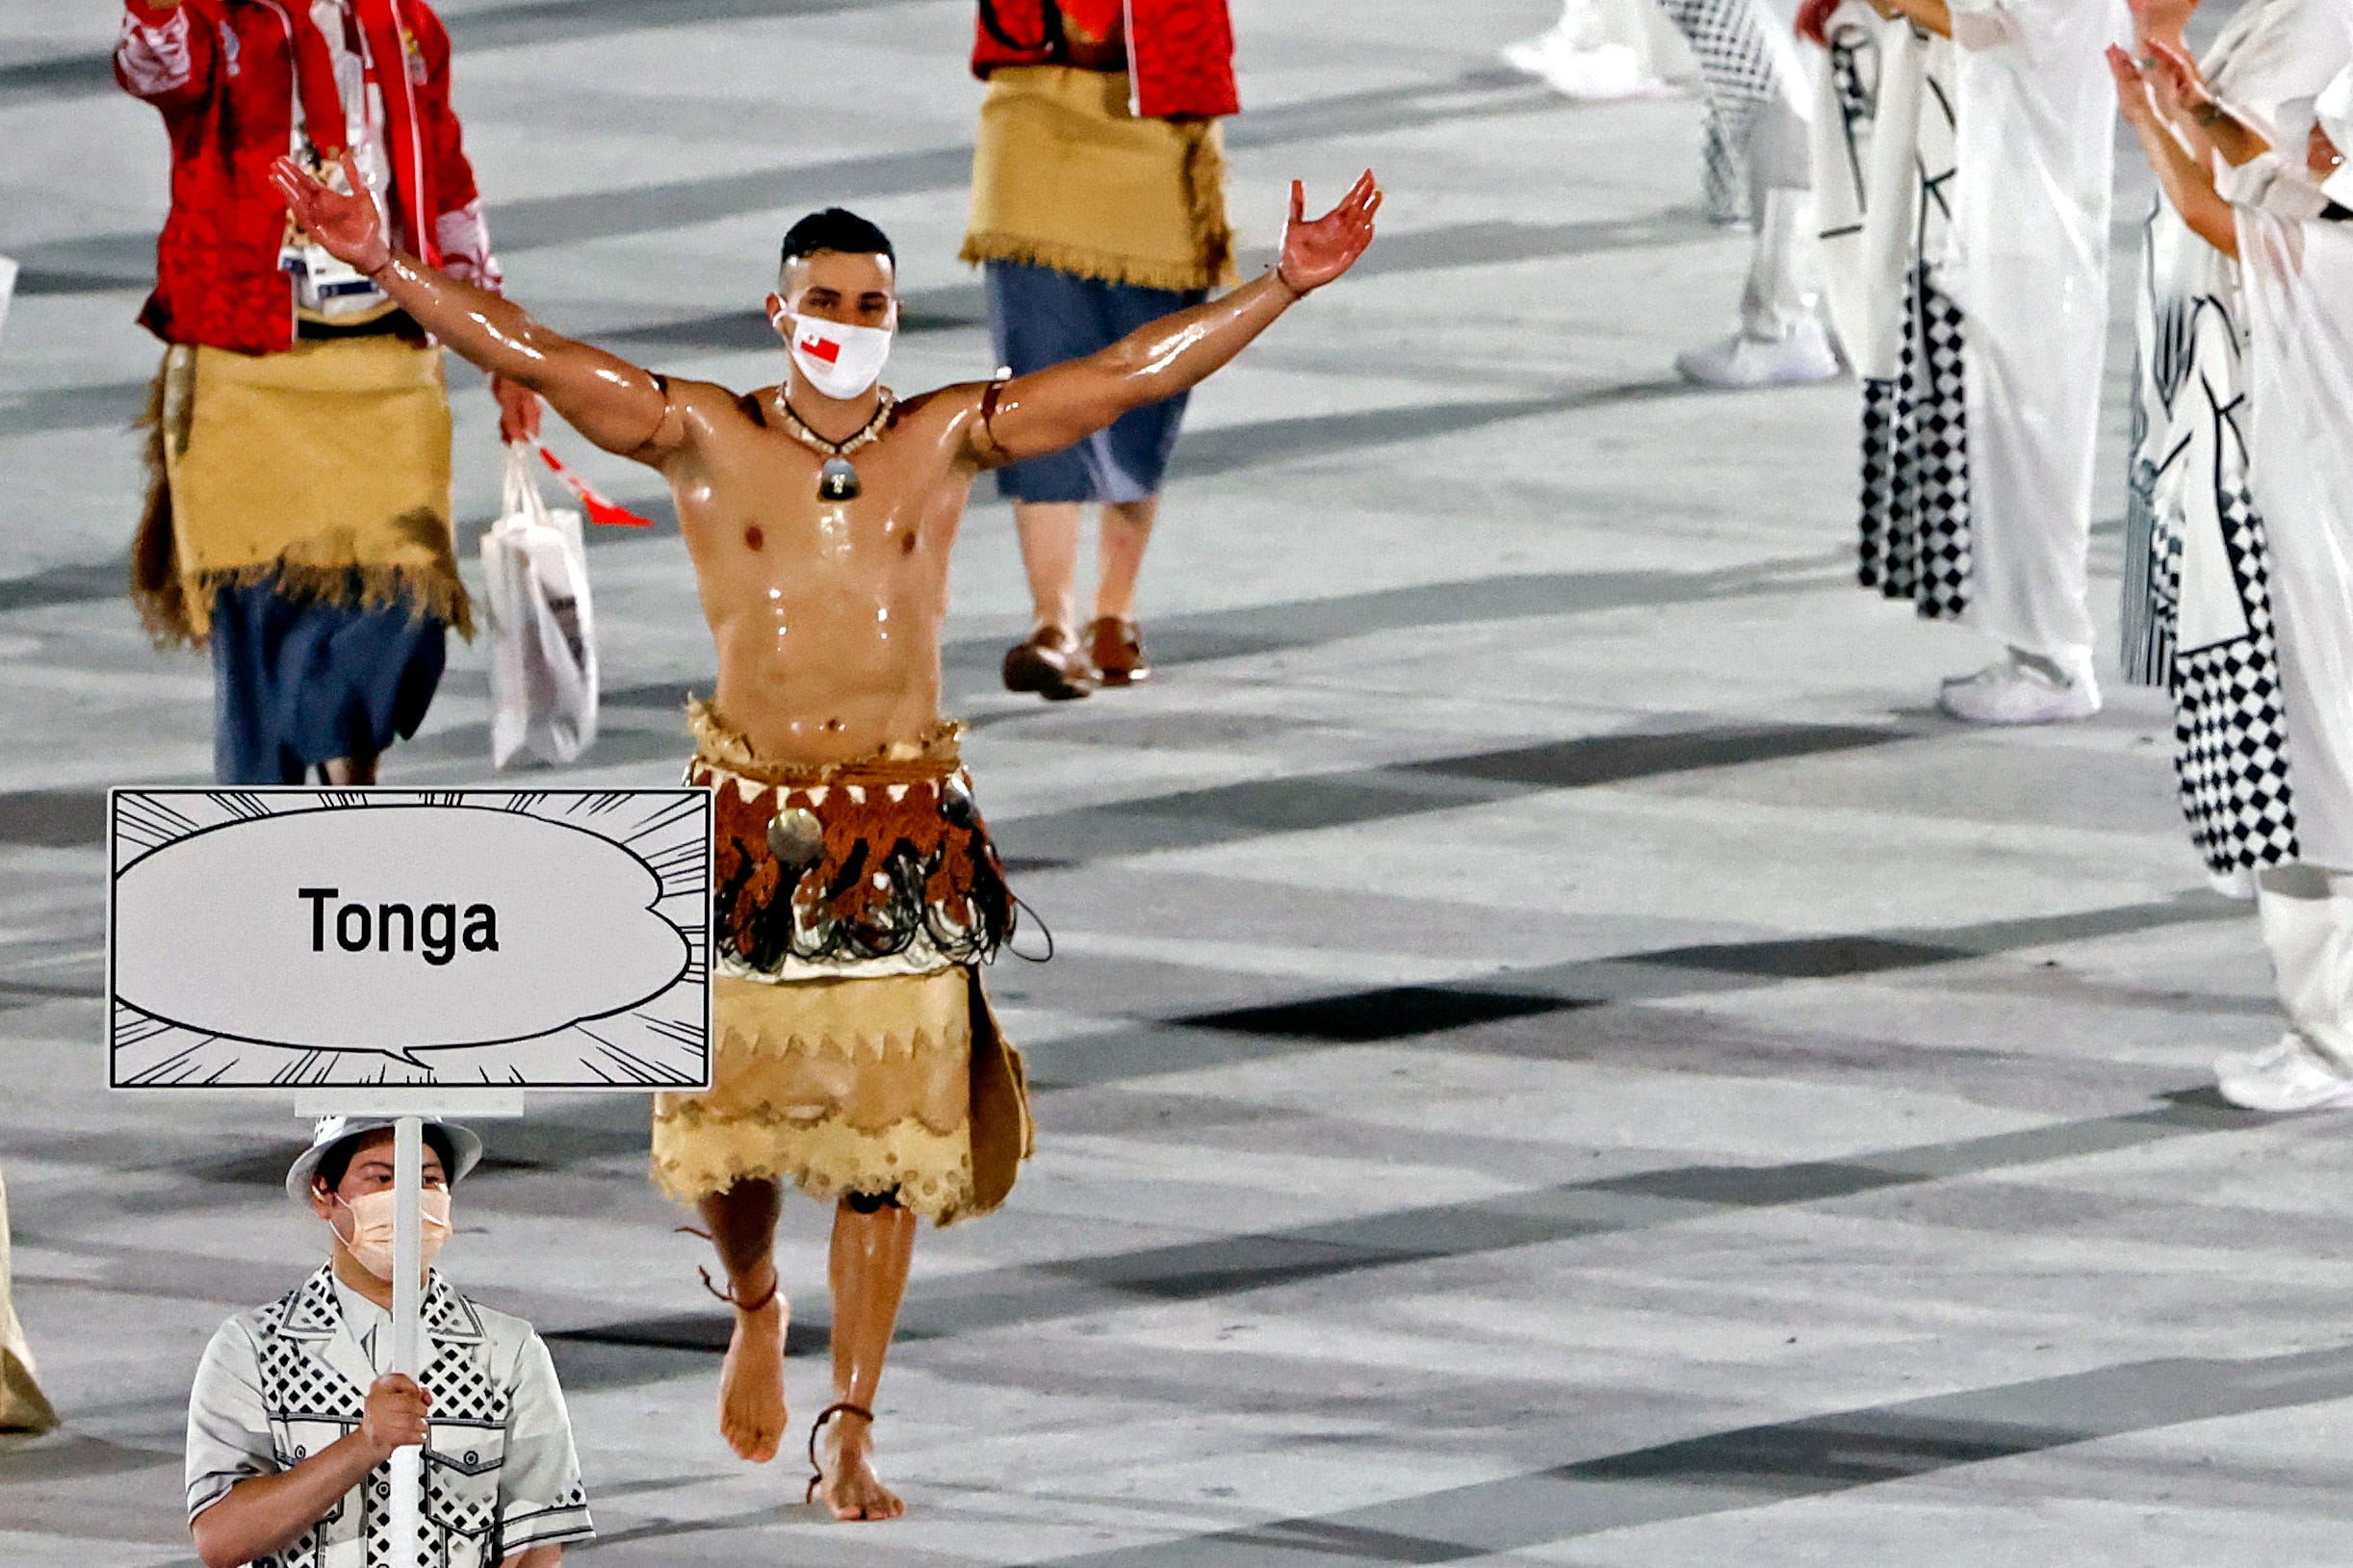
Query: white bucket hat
[[285, 1116, 484, 1202], [2316, 65, 2353, 207], [2316, 65, 2353, 157]]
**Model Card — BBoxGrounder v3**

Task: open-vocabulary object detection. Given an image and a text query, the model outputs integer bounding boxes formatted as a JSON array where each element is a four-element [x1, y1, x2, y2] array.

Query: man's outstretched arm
[[975, 172, 1381, 468], [271, 154, 675, 460]]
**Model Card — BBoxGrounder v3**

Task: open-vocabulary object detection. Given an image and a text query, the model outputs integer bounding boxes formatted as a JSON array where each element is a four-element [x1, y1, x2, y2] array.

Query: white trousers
[[2256, 865, 2353, 1071], [1740, 124, 1822, 343]]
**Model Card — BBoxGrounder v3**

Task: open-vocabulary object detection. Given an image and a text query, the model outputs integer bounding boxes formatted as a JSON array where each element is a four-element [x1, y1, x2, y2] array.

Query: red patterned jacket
[[114, 0, 500, 355], [971, 0, 1238, 119]]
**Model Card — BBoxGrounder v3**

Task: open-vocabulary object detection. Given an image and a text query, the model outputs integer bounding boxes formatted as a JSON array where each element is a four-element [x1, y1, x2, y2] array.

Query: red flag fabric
[[537, 445, 655, 527]]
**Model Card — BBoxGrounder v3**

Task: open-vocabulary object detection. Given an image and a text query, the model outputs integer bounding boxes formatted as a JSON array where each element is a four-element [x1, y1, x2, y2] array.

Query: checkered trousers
[[1659, 0, 1782, 225]]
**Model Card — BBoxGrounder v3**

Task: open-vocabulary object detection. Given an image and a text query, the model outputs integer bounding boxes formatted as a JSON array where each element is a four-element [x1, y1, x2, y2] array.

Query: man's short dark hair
[[315, 1125, 457, 1194], [779, 207, 895, 272]]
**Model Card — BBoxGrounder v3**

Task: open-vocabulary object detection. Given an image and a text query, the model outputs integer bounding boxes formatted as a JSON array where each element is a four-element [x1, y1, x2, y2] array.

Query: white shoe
[[2214, 1036, 2353, 1113], [1502, 35, 1667, 100], [1935, 655, 2101, 725], [1674, 321, 1844, 388]]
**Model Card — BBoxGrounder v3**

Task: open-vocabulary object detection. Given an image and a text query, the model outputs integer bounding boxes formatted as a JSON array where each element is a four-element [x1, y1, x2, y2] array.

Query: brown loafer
[[1001, 626, 1097, 701], [1087, 616, 1151, 685]]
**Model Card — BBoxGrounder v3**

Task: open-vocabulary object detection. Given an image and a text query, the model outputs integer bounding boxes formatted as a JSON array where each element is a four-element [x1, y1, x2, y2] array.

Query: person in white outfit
[[1504, 0, 1697, 102], [1842, 0, 2124, 723], [2114, 41, 2353, 1112], [2114, 0, 2350, 885], [1507, 0, 1847, 385]]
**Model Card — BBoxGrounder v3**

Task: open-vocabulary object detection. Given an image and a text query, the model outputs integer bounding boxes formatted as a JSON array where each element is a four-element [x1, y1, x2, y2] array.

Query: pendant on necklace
[[817, 457, 861, 501]]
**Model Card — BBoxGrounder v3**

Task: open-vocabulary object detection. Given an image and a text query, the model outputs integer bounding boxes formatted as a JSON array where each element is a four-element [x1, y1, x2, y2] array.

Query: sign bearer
[[186, 1118, 592, 1567]]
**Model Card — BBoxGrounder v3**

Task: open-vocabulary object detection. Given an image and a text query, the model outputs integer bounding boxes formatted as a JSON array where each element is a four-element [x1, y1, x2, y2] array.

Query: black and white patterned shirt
[[186, 1265, 592, 1567]]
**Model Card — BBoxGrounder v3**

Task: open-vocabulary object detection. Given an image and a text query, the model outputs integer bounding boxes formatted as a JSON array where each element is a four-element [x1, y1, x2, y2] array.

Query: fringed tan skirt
[[653, 969, 986, 1223], [655, 713, 1033, 1225]]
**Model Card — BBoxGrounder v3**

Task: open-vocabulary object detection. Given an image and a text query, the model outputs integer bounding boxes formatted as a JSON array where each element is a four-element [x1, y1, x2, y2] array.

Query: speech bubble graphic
[[114, 803, 690, 1057]]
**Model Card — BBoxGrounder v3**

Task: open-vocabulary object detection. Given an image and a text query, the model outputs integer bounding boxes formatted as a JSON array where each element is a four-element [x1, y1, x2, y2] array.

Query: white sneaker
[[1501, 35, 1666, 100], [1674, 321, 1844, 388], [1935, 655, 2101, 725], [2214, 1036, 2353, 1113]]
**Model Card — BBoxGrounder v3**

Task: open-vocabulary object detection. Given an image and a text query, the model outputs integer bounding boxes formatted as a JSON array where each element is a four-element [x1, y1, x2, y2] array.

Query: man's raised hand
[[269, 151, 391, 276], [1276, 171, 1382, 296]]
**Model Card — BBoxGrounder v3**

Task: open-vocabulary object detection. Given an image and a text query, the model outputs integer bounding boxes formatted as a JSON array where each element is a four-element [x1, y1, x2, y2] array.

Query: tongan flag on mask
[[795, 323, 842, 364], [788, 313, 893, 399]]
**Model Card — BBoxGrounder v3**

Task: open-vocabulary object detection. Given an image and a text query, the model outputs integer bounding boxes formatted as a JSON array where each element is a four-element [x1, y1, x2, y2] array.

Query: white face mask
[[785, 311, 893, 400], [329, 1187, 452, 1281]]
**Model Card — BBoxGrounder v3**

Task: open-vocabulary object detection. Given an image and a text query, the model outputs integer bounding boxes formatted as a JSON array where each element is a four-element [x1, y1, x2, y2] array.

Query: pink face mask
[[329, 1187, 452, 1281]]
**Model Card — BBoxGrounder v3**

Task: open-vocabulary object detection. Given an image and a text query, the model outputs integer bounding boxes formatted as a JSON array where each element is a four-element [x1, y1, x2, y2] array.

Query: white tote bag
[[481, 443, 599, 769]]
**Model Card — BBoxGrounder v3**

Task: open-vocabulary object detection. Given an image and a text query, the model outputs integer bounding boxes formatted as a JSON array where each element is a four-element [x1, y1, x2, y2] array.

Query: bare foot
[[814, 1410, 904, 1521], [717, 1286, 789, 1463]]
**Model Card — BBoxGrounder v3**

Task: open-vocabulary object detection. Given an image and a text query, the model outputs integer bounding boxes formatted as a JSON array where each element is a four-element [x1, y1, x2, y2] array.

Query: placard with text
[[107, 789, 711, 1092]]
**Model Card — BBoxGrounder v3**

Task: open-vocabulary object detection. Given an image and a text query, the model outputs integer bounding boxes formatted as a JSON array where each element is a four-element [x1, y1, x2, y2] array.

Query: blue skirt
[[985, 260, 1205, 505], [210, 574, 447, 784]]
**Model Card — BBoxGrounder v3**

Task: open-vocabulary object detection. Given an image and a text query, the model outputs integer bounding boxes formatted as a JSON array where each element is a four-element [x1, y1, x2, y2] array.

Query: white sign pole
[[388, 1115, 426, 1568]]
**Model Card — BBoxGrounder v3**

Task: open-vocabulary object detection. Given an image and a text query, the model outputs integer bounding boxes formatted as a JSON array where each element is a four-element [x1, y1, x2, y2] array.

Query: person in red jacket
[[964, 0, 1241, 699], [115, 0, 538, 784]]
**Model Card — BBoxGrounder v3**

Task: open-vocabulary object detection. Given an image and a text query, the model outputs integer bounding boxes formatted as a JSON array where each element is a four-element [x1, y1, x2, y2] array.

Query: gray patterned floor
[[10, 2, 2350, 1565]]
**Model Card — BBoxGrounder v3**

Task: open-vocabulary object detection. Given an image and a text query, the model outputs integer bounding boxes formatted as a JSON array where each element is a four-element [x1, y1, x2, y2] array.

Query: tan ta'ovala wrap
[[962, 64, 1237, 293], [132, 335, 469, 646]]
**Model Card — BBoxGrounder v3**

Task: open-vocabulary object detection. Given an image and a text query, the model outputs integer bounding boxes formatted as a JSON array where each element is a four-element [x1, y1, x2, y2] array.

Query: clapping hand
[[1276, 171, 1382, 296], [2144, 37, 2214, 119], [2106, 45, 2159, 127], [269, 150, 391, 275]]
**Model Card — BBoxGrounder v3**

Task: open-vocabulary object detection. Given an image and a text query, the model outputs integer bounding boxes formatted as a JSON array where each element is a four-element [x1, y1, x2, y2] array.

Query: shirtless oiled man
[[273, 152, 1380, 1520]]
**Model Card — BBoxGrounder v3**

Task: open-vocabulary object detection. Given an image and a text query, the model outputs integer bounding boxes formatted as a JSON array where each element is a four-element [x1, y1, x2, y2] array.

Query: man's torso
[[659, 381, 989, 765]]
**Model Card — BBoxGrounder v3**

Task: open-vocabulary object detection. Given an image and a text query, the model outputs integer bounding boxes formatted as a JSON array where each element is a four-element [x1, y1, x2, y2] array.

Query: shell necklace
[[775, 390, 895, 501]]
